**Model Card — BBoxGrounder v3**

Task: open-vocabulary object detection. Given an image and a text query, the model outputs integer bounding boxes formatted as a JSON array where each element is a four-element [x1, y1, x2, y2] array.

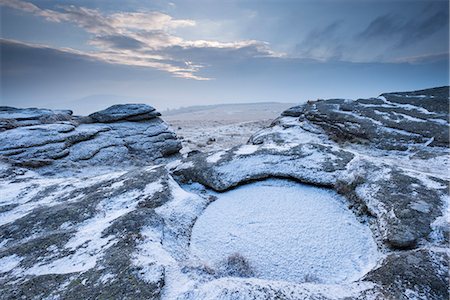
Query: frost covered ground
[[164, 102, 294, 152], [190, 179, 380, 284]]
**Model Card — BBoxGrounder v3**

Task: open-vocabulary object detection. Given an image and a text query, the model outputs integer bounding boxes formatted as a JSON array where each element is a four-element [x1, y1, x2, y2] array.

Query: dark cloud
[[357, 14, 399, 40], [357, 7, 449, 47], [0, 39, 95, 75], [155, 43, 278, 64], [294, 20, 344, 61]]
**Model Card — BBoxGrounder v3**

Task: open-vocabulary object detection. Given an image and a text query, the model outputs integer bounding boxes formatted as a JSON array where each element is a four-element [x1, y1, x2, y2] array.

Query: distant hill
[[162, 102, 296, 121]]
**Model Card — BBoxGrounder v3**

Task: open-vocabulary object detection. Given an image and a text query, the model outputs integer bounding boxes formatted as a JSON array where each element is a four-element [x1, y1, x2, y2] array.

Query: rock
[[380, 86, 449, 116], [179, 277, 387, 299], [0, 104, 181, 172], [0, 165, 172, 299], [339, 160, 448, 249], [173, 143, 354, 191], [281, 105, 304, 117], [0, 106, 73, 131], [0, 161, 213, 300], [364, 248, 448, 300], [0, 88, 448, 300], [297, 87, 449, 150], [170, 87, 449, 299], [88, 104, 161, 123]]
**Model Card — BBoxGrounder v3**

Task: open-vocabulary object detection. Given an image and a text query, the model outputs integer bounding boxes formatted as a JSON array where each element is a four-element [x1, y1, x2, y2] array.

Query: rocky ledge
[[0, 87, 448, 300], [0, 104, 181, 172]]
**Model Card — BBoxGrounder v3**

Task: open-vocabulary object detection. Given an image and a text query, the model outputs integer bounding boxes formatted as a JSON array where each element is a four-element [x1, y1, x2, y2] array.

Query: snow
[[99, 273, 115, 284], [332, 109, 383, 126], [410, 200, 431, 213], [206, 151, 226, 163], [429, 195, 449, 244], [379, 98, 436, 115], [155, 178, 211, 260], [262, 142, 297, 152], [430, 118, 448, 125], [190, 179, 380, 284], [132, 226, 172, 283], [175, 161, 194, 170], [152, 179, 214, 299], [0, 254, 23, 273], [234, 144, 259, 155], [391, 111, 426, 123], [165, 159, 182, 170], [25, 182, 164, 276], [183, 272, 379, 300], [0, 169, 128, 226]]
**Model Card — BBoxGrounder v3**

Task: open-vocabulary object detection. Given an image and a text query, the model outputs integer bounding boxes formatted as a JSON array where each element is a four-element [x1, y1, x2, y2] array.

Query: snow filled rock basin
[[190, 179, 380, 284]]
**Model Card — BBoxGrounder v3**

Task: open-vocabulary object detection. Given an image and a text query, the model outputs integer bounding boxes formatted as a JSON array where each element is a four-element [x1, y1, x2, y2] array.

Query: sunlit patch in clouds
[[0, 0, 281, 80]]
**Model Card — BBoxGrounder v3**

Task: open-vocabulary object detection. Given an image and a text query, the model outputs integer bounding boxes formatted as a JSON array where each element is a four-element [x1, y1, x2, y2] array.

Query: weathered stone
[[0, 87, 448, 300], [88, 104, 160, 123], [364, 249, 448, 300], [0, 104, 181, 172]]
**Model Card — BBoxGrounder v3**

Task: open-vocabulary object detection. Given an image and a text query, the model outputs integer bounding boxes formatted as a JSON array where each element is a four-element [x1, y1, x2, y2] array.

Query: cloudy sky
[[1, 0, 448, 113]]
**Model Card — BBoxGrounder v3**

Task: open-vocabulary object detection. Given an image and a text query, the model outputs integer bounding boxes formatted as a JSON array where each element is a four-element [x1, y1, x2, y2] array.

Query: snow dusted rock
[[0, 104, 181, 171], [247, 87, 449, 250], [0, 106, 73, 131], [173, 144, 448, 250], [0, 165, 169, 299], [0, 161, 216, 300], [300, 87, 449, 150], [170, 87, 449, 299], [88, 103, 161, 123], [173, 143, 354, 191], [338, 159, 449, 249], [363, 248, 448, 300], [0, 88, 448, 300]]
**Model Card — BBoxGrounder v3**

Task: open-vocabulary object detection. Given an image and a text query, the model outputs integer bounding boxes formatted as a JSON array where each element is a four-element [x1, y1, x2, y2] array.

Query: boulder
[[88, 104, 161, 123], [0, 104, 181, 172]]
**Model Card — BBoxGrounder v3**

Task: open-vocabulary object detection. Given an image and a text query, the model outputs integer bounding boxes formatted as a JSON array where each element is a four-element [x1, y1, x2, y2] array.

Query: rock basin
[[190, 179, 380, 284]]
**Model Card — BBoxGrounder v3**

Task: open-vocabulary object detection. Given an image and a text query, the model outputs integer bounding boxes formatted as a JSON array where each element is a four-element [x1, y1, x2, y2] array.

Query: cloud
[[294, 2, 448, 64], [90, 35, 146, 50], [393, 52, 449, 64], [357, 8, 448, 47], [109, 12, 196, 31], [0, 0, 280, 80], [294, 20, 344, 61]]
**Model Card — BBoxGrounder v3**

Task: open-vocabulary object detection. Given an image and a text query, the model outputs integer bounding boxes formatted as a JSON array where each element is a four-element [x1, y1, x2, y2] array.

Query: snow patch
[[190, 179, 380, 284], [206, 151, 226, 163], [262, 143, 297, 152], [26, 182, 164, 275], [234, 144, 259, 155], [0, 254, 23, 273]]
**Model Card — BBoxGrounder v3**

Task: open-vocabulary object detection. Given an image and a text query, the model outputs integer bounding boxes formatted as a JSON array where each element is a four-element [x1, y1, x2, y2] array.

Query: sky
[[0, 0, 449, 114]]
